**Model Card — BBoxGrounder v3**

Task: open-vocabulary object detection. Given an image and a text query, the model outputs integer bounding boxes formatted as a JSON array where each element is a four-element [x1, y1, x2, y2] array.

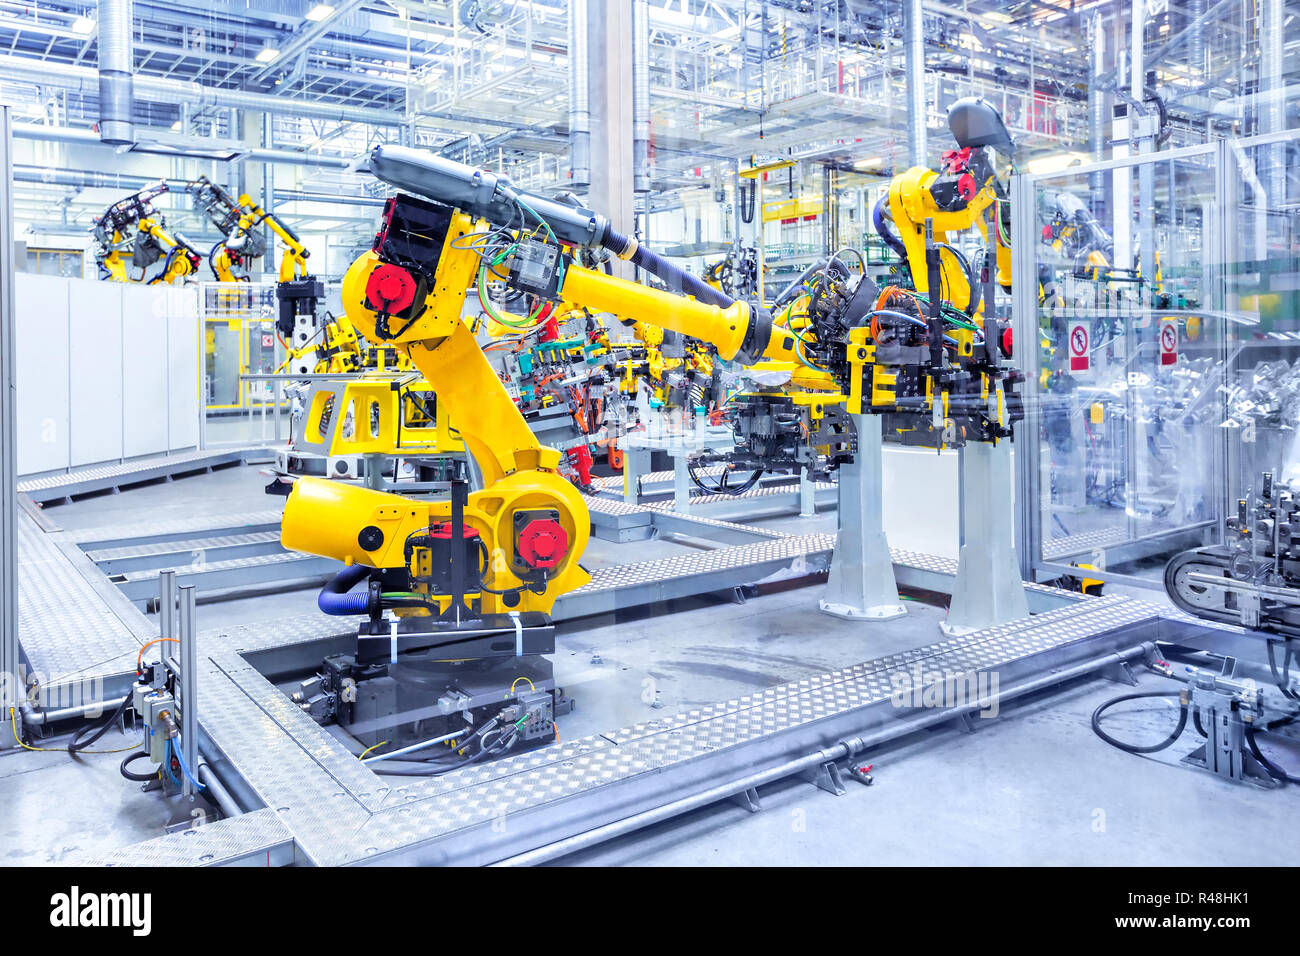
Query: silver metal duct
[[1186, 0, 1205, 79], [274, 190, 387, 207], [567, 0, 591, 188], [14, 164, 151, 189], [0, 55, 402, 127], [904, 0, 926, 165], [1088, 13, 1106, 203], [632, 0, 650, 194], [12, 122, 352, 168], [97, 0, 134, 145]]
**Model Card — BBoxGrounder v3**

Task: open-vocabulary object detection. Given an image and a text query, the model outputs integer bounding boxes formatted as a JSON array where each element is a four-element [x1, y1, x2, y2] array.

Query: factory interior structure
[[0, 0, 1298, 874]]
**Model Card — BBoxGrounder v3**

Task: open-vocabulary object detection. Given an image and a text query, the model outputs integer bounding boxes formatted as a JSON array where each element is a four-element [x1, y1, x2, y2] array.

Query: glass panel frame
[[1013, 130, 1300, 590]]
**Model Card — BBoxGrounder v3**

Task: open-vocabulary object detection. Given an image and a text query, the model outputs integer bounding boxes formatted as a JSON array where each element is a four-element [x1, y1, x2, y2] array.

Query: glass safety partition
[[1010, 134, 1297, 590], [1219, 131, 1300, 507], [199, 281, 291, 447]]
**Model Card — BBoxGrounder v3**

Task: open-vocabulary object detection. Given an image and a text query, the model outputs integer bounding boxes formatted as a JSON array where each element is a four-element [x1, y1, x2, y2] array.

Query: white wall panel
[[166, 285, 200, 450], [68, 281, 124, 466], [883, 446, 960, 560], [14, 274, 69, 475], [121, 284, 169, 457]]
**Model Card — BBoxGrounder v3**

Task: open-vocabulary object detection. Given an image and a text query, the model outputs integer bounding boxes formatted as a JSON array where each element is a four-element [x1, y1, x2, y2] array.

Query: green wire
[[514, 196, 556, 241], [478, 248, 548, 329]]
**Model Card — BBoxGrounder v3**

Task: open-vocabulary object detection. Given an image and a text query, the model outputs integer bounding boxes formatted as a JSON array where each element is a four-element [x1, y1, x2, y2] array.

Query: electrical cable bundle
[[687, 459, 763, 497], [369, 714, 531, 776]]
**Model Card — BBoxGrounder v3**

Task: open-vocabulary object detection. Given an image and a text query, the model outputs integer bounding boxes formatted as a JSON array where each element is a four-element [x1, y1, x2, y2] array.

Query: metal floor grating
[[81, 593, 1163, 866], [70, 509, 285, 546], [17, 509, 150, 694], [574, 533, 836, 594], [114, 549, 324, 586], [86, 532, 282, 564], [1042, 525, 1130, 560], [17, 446, 273, 502]]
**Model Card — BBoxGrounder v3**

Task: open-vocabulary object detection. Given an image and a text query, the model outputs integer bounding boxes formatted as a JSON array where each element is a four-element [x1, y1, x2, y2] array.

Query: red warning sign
[[1068, 320, 1090, 372], [1159, 321, 1178, 366]]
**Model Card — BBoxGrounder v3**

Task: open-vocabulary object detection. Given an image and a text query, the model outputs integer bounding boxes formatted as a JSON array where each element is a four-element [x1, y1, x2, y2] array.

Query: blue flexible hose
[[318, 564, 372, 616], [873, 195, 908, 260]]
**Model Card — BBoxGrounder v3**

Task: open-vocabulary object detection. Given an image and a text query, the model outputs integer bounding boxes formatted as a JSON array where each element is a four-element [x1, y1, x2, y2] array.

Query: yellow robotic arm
[[280, 148, 790, 630], [882, 97, 1017, 312], [93, 182, 202, 285]]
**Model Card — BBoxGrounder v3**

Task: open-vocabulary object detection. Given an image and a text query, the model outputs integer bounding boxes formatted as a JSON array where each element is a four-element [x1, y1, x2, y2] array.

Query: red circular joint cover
[[517, 518, 568, 570], [956, 172, 977, 201], [1001, 326, 1013, 358], [365, 263, 418, 315]]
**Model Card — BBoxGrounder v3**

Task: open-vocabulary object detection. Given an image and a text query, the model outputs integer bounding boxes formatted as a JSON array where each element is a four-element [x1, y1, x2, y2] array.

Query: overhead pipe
[[14, 164, 152, 189], [0, 54, 403, 127], [274, 189, 387, 207], [97, 0, 134, 146], [632, 0, 651, 194], [13, 122, 353, 168], [567, 0, 591, 187], [244, 147, 352, 169]]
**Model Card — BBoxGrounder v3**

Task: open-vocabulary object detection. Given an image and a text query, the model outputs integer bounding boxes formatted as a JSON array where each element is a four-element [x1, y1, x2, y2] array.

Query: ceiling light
[[255, 47, 280, 64], [853, 156, 882, 170], [170, 120, 182, 131], [305, 3, 335, 21], [71, 16, 95, 34]]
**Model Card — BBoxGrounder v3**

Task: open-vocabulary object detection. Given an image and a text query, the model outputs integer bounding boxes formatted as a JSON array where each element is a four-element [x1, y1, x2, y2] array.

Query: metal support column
[[178, 584, 199, 800], [819, 415, 904, 621], [672, 454, 690, 512], [159, 569, 178, 670], [943, 441, 1030, 635], [623, 447, 651, 505], [1010, 172, 1043, 581], [799, 466, 816, 517], [0, 105, 15, 747]]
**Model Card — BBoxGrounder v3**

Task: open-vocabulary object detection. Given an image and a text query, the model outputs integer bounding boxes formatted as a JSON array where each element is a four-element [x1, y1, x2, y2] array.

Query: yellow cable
[[509, 677, 536, 694], [358, 740, 388, 759], [9, 707, 136, 755]]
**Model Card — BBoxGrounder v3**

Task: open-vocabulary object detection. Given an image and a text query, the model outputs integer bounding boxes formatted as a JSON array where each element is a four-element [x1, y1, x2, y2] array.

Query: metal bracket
[[1182, 704, 1281, 790], [730, 787, 762, 813], [800, 760, 847, 795], [1103, 660, 1140, 686], [952, 710, 978, 734]]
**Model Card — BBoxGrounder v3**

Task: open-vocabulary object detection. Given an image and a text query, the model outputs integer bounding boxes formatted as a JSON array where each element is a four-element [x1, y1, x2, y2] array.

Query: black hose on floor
[[120, 751, 158, 782], [1245, 728, 1300, 785], [1091, 691, 1188, 754], [67, 695, 131, 757]]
